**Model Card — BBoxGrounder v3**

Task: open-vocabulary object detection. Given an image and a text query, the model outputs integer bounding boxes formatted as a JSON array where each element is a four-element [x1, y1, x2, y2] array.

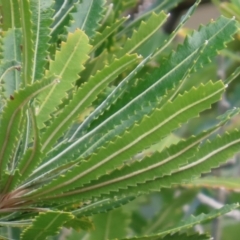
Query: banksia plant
[[0, 0, 240, 239]]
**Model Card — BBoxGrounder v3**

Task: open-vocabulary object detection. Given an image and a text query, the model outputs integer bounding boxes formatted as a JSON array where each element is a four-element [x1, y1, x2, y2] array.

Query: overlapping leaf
[[68, 0, 106, 38], [36, 29, 91, 127], [0, 76, 58, 188], [119, 204, 239, 239]]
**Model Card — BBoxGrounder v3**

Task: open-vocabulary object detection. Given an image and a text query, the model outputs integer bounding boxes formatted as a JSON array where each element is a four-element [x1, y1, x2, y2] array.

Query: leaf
[[64, 216, 94, 231], [68, 0, 106, 38], [18, 0, 34, 86], [45, 15, 237, 170], [105, 128, 240, 199], [182, 177, 240, 192], [20, 211, 73, 240], [29, 0, 54, 81], [1, 28, 22, 97], [116, 11, 168, 57], [10, 108, 41, 190], [152, 0, 200, 58], [119, 204, 239, 239], [29, 81, 224, 200], [89, 208, 129, 240], [118, 0, 182, 36], [50, 0, 79, 42], [36, 29, 91, 127], [119, 233, 211, 240], [91, 16, 129, 53], [73, 196, 135, 217], [0, 76, 59, 187], [0, 0, 21, 30]]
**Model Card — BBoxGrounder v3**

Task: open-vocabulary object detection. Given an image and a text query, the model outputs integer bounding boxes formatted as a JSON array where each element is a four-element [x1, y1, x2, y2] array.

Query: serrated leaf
[[73, 196, 135, 217], [36, 29, 91, 127], [0, 0, 21, 30], [182, 177, 240, 192], [1, 28, 22, 97], [89, 208, 129, 240], [50, 0, 79, 42], [152, 0, 200, 58], [118, 0, 182, 36], [20, 211, 73, 240], [64, 216, 94, 231], [30, 0, 54, 81], [0, 76, 59, 187], [119, 233, 211, 240], [120, 204, 239, 239], [116, 11, 168, 57], [19, 0, 34, 86], [68, 0, 106, 38], [91, 16, 129, 53]]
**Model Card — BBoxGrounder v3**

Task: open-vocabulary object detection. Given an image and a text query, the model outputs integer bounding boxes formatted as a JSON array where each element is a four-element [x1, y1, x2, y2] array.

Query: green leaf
[[152, 0, 200, 58], [119, 233, 211, 240], [119, 204, 239, 239], [29, 81, 224, 200], [182, 177, 240, 191], [19, 0, 34, 86], [1, 28, 22, 97], [10, 108, 41, 189], [68, 0, 106, 38], [20, 211, 73, 240], [118, 0, 182, 36], [64, 216, 94, 231], [89, 208, 129, 240], [0, 0, 21, 30], [0, 76, 59, 187], [116, 11, 168, 57], [73, 196, 135, 217], [30, 0, 54, 81], [91, 16, 129, 53], [36, 29, 91, 127]]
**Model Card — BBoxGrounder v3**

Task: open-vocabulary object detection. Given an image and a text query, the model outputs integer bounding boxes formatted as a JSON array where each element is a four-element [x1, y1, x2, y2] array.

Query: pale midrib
[[41, 57, 136, 151]]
